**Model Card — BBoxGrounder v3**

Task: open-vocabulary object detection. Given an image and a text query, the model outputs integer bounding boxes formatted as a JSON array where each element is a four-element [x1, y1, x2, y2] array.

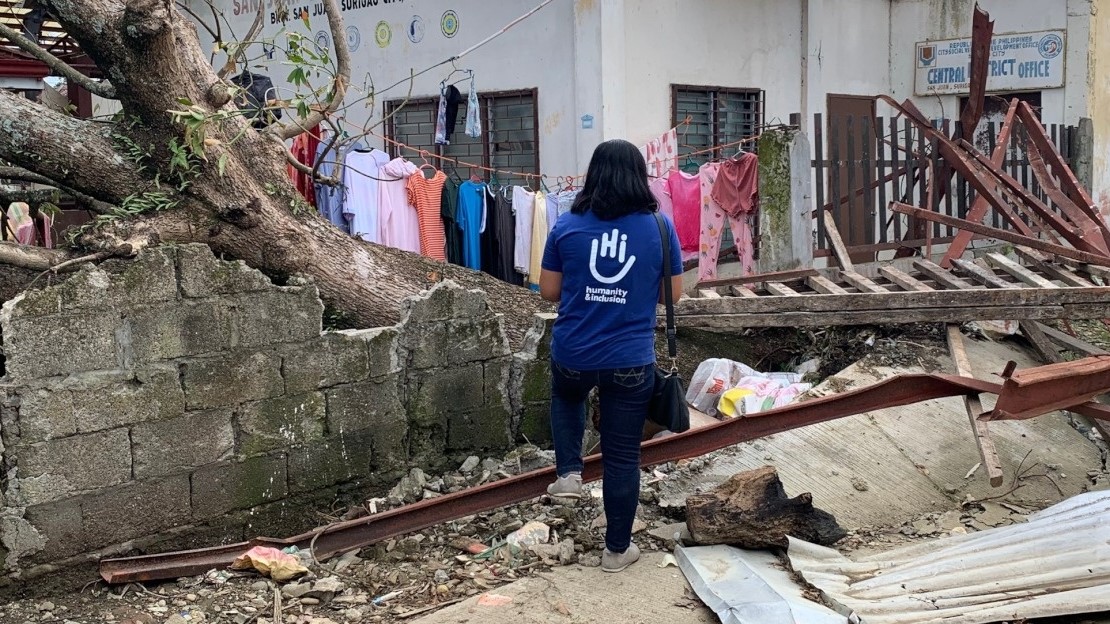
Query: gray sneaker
[[546, 472, 582, 499], [602, 543, 641, 573]]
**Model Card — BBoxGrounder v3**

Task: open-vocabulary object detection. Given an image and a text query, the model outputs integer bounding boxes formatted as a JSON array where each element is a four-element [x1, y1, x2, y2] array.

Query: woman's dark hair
[[570, 139, 658, 220]]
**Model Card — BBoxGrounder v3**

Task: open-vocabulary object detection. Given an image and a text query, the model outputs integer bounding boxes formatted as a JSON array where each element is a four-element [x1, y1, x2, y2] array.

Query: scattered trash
[[476, 593, 514, 607], [658, 554, 679, 568], [964, 462, 982, 479], [371, 590, 405, 605], [506, 521, 551, 547], [230, 546, 309, 582], [687, 358, 812, 417]]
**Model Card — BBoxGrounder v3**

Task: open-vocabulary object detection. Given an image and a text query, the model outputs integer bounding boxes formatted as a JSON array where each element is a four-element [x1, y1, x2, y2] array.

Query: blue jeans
[[549, 359, 654, 553]]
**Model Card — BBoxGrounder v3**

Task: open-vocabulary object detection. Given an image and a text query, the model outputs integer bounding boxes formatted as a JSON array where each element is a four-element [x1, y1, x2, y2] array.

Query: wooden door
[[826, 94, 878, 263]]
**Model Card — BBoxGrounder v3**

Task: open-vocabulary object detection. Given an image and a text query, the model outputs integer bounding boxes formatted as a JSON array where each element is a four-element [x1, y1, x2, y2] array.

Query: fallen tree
[[0, 0, 546, 343]]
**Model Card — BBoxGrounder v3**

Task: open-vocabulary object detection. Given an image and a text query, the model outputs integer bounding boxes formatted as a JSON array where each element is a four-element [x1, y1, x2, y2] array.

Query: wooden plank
[[1037, 323, 1109, 356], [698, 268, 820, 289], [912, 259, 977, 290], [764, 282, 801, 297], [821, 210, 854, 271], [729, 285, 759, 298], [1013, 248, 1096, 287], [891, 202, 1110, 268], [879, 266, 933, 292], [673, 284, 1110, 316], [807, 275, 848, 295], [698, 289, 722, 299], [985, 253, 1056, 289], [841, 270, 888, 294], [946, 324, 1005, 487], [951, 259, 1018, 289], [674, 303, 1110, 329], [1019, 321, 1061, 362]]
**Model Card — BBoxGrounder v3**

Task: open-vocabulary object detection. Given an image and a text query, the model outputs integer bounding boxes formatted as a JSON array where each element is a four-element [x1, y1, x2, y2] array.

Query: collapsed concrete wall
[[0, 244, 553, 586]]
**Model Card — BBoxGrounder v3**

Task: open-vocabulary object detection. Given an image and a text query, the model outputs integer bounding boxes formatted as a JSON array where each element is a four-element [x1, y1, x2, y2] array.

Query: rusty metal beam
[[99, 359, 1110, 585], [989, 355, 1110, 420], [943, 99, 1018, 267], [959, 5, 994, 139], [890, 203, 1110, 267]]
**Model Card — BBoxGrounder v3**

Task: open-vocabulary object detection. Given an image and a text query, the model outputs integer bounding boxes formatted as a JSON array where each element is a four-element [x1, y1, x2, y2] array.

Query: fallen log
[[685, 466, 846, 549]]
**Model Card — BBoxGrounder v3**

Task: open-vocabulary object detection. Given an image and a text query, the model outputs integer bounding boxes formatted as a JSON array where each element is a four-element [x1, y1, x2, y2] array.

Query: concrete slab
[[658, 337, 1105, 528], [410, 552, 716, 624]]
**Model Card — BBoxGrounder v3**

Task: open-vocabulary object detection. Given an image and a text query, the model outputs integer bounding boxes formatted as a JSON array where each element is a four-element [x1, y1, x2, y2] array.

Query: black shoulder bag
[[648, 212, 691, 433]]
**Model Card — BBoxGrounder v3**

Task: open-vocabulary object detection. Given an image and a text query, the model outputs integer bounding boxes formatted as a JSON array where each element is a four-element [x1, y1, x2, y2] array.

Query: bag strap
[[654, 212, 678, 370]]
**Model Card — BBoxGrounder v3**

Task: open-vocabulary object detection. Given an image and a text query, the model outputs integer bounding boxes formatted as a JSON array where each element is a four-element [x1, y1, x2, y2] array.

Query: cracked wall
[[0, 244, 553, 587]]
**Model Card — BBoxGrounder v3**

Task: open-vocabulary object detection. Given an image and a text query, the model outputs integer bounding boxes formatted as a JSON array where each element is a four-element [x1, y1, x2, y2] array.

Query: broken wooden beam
[[685, 466, 846, 549], [946, 325, 1005, 487], [890, 203, 1110, 268]]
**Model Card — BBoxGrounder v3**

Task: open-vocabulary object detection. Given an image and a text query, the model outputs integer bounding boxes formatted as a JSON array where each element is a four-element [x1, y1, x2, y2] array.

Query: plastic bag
[[686, 358, 758, 416]]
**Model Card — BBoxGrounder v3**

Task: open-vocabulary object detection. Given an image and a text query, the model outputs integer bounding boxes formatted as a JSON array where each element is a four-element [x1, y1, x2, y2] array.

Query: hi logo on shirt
[[589, 228, 636, 284]]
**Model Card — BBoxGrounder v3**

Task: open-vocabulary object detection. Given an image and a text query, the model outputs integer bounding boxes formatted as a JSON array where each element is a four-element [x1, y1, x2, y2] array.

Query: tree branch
[[0, 20, 117, 99], [217, 1, 264, 80], [0, 91, 147, 207], [277, 0, 351, 141], [0, 186, 61, 205], [0, 166, 117, 214], [0, 241, 72, 271]]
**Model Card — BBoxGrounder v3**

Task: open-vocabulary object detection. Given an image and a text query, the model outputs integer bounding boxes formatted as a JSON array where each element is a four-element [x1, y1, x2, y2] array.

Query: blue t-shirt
[[458, 181, 486, 270], [542, 209, 683, 370]]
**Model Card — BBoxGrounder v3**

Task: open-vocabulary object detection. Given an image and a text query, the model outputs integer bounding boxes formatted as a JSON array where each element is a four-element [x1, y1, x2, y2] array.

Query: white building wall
[[805, 0, 891, 120], [192, 0, 582, 177], [889, 0, 1092, 125], [619, 0, 804, 147]]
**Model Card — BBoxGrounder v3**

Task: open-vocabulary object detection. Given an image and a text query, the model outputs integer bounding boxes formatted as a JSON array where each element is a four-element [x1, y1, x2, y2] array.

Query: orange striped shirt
[[406, 169, 448, 261]]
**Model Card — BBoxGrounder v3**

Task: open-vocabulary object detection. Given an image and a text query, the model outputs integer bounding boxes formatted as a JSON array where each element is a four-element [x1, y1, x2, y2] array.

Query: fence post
[[1075, 118, 1094, 195], [757, 127, 814, 272]]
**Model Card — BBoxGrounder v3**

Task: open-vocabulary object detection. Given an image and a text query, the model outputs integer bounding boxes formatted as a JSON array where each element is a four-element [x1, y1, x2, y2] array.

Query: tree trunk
[[0, 0, 549, 344], [685, 466, 847, 549]]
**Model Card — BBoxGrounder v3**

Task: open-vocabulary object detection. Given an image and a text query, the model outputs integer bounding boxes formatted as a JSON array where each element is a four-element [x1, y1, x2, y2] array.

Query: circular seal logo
[[408, 15, 425, 43], [440, 10, 459, 38], [375, 21, 392, 48], [346, 25, 361, 52], [1038, 33, 1062, 59], [314, 30, 331, 51]]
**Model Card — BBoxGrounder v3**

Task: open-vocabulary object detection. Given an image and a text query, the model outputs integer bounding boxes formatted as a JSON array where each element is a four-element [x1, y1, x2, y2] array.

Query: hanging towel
[[465, 76, 482, 138], [434, 86, 449, 145]]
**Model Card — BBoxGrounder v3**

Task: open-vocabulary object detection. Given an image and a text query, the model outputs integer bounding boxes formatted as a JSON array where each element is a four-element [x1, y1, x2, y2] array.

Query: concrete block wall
[[0, 245, 552, 586]]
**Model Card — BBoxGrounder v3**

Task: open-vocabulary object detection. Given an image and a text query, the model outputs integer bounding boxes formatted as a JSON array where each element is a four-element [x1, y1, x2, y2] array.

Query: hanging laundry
[[465, 75, 482, 138], [512, 185, 535, 279], [640, 128, 678, 178], [458, 180, 487, 270], [711, 152, 759, 218], [6, 202, 53, 248], [343, 148, 391, 243], [528, 190, 548, 289], [378, 158, 422, 253], [435, 85, 465, 145], [408, 168, 448, 261], [288, 124, 321, 207], [441, 177, 465, 265], [649, 174, 674, 221], [480, 186, 521, 285], [545, 192, 558, 234], [555, 189, 579, 220], [315, 140, 348, 233], [697, 161, 755, 282], [666, 169, 702, 256]]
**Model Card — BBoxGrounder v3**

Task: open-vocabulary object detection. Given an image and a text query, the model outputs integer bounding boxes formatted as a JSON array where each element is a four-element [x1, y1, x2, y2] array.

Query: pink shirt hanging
[[665, 170, 702, 255], [378, 158, 421, 253]]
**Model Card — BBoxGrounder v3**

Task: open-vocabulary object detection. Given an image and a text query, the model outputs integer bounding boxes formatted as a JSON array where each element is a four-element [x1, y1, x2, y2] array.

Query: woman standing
[[539, 140, 683, 573]]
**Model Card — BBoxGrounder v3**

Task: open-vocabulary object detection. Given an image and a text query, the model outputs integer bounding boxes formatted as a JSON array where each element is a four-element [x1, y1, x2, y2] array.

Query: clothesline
[[368, 125, 764, 188]]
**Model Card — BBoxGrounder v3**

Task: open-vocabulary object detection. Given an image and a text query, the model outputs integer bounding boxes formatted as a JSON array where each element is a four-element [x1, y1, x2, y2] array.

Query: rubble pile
[[0, 447, 687, 624]]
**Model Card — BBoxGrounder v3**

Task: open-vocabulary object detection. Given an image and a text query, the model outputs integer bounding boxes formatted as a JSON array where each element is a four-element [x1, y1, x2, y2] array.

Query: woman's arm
[[540, 269, 563, 302], [658, 275, 684, 305]]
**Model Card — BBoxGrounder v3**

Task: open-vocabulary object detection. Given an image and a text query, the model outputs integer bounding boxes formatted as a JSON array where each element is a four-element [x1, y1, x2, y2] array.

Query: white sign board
[[914, 30, 1066, 96]]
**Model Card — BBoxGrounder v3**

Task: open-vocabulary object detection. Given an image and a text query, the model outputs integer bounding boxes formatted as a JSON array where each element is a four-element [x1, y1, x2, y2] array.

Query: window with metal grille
[[672, 85, 764, 164], [384, 89, 539, 189]]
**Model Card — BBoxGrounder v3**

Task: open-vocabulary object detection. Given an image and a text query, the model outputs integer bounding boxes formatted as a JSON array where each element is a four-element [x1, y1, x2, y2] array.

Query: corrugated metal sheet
[[676, 545, 846, 624], [787, 491, 1110, 624]]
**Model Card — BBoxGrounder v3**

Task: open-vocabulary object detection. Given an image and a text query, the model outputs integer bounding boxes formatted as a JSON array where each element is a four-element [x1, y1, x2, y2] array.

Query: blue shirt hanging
[[458, 180, 487, 270]]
